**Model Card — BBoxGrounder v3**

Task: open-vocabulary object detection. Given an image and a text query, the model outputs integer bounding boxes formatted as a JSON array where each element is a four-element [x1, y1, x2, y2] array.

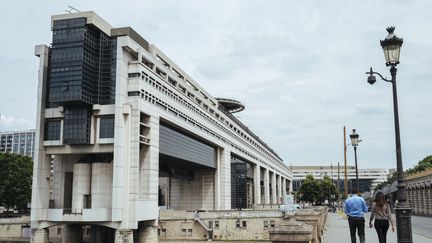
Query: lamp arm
[[366, 67, 392, 82]]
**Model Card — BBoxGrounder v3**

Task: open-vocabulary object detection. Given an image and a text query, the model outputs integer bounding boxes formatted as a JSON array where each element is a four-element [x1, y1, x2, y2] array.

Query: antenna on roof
[[65, 6, 80, 14]]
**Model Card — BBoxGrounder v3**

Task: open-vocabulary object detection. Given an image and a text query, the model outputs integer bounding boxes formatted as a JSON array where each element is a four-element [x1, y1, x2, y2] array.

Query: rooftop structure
[[216, 98, 245, 113]]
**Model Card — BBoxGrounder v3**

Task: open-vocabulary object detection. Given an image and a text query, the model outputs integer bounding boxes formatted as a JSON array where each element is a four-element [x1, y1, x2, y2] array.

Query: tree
[[406, 155, 432, 175], [298, 174, 339, 205], [0, 153, 33, 211], [298, 174, 320, 205], [375, 155, 432, 191], [318, 175, 339, 205]]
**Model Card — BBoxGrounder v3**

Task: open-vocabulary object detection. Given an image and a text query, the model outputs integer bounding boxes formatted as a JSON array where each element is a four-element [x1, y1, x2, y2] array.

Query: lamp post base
[[395, 207, 413, 243]]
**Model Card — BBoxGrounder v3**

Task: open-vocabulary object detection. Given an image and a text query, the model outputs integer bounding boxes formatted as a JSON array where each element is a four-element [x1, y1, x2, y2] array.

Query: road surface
[[324, 211, 432, 243]]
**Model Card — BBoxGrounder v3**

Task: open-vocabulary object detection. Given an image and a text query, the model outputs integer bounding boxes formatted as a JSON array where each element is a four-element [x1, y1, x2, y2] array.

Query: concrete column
[[407, 188, 412, 211], [72, 163, 91, 212], [282, 178, 287, 200], [141, 115, 160, 201], [254, 164, 261, 205], [137, 220, 158, 243], [421, 184, 427, 215], [277, 175, 282, 204], [31, 228, 49, 243], [216, 148, 231, 209], [271, 172, 277, 204], [414, 188, 418, 214], [62, 225, 83, 243], [264, 168, 270, 204], [91, 162, 113, 208], [31, 45, 51, 230], [289, 179, 293, 193], [427, 184, 432, 216], [114, 229, 133, 243]]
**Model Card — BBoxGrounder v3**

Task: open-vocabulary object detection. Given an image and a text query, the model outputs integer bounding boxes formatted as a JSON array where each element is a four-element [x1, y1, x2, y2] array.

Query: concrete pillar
[[271, 171, 277, 204], [114, 229, 133, 243], [72, 163, 91, 212], [31, 228, 49, 243], [31, 45, 51, 230], [414, 188, 419, 214], [407, 188, 412, 211], [62, 225, 83, 243], [426, 184, 432, 216], [282, 178, 287, 200], [216, 148, 231, 210], [421, 186, 427, 215], [277, 175, 282, 204], [264, 168, 270, 204], [253, 164, 261, 205], [91, 162, 113, 208], [289, 179, 293, 193], [137, 220, 158, 243]]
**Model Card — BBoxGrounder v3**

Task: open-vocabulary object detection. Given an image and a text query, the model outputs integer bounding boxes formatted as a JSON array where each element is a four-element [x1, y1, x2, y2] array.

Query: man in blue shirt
[[344, 188, 368, 243]]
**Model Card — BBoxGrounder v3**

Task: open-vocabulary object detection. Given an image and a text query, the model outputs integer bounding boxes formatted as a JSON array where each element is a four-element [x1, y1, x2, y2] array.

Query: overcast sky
[[0, 0, 431, 171]]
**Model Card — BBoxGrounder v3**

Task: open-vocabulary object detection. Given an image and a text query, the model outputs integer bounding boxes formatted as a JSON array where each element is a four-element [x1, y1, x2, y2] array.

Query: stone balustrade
[[269, 218, 313, 243]]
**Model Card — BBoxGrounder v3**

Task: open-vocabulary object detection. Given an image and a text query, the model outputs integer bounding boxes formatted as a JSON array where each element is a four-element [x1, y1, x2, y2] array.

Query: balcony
[[46, 208, 112, 222]]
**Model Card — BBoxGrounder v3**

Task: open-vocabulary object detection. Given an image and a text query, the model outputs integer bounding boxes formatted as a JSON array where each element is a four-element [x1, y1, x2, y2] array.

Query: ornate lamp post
[[349, 129, 360, 193], [366, 26, 412, 243]]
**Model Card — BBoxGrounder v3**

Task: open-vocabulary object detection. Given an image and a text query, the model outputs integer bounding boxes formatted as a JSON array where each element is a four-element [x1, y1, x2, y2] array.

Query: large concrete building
[[0, 129, 36, 160], [291, 165, 387, 194], [31, 11, 292, 243]]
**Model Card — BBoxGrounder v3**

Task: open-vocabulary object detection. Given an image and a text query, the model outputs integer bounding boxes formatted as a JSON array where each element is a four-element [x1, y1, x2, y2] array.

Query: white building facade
[[0, 129, 35, 160], [31, 11, 292, 243], [291, 165, 387, 193]]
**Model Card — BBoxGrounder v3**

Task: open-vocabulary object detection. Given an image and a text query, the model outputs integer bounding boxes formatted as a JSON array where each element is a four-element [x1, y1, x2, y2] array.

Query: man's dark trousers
[[348, 216, 365, 243]]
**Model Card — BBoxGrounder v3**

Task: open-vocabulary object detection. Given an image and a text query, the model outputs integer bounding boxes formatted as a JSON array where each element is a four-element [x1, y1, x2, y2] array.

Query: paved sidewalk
[[324, 211, 432, 243]]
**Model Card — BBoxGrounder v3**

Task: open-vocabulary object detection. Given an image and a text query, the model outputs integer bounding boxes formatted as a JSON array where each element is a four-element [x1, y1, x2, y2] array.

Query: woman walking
[[369, 192, 395, 243]]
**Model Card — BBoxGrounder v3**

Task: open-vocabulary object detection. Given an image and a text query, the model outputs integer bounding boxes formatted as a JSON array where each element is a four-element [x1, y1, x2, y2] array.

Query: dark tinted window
[[63, 107, 91, 144], [100, 116, 115, 138], [44, 119, 61, 140]]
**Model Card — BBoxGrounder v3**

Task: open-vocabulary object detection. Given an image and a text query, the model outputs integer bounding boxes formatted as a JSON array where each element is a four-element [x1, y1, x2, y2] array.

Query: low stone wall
[[291, 207, 327, 243], [159, 207, 328, 242], [0, 208, 328, 243], [0, 216, 31, 241], [159, 209, 286, 241], [269, 218, 313, 243]]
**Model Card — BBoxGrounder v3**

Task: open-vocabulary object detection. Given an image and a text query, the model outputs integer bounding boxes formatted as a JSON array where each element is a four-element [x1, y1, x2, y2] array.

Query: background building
[[31, 11, 292, 243], [291, 165, 387, 194], [0, 129, 35, 160]]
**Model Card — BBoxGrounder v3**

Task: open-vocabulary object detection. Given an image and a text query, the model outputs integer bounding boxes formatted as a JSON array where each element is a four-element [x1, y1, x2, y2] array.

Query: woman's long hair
[[374, 191, 387, 208]]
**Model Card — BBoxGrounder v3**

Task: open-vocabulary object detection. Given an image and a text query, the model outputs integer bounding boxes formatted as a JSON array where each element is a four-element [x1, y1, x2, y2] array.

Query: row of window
[[44, 116, 115, 141], [136, 55, 283, 163], [135, 73, 284, 176], [130, 58, 281, 164]]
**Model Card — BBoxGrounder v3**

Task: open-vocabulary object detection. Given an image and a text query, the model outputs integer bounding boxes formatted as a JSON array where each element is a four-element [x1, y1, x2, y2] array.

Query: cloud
[[356, 103, 388, 114], [0, 114, 35, 132], [1, 0, 432, 170]]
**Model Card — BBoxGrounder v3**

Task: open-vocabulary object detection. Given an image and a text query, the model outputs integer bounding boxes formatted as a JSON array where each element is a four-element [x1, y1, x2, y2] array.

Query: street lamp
[[365, 26, 412, 243], [349, 129, 360, 193]]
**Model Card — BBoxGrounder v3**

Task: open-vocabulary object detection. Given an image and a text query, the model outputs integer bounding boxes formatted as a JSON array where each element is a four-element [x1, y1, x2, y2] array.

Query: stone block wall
[[158, 208, 326, 242]]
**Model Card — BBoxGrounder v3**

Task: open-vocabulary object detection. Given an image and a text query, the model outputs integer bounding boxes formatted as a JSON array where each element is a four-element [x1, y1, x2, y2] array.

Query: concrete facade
[[31, 11, 292, 243], [0, 129, 36, 160], [406, 169, 432, 216], [292, 165, 388, 193]]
